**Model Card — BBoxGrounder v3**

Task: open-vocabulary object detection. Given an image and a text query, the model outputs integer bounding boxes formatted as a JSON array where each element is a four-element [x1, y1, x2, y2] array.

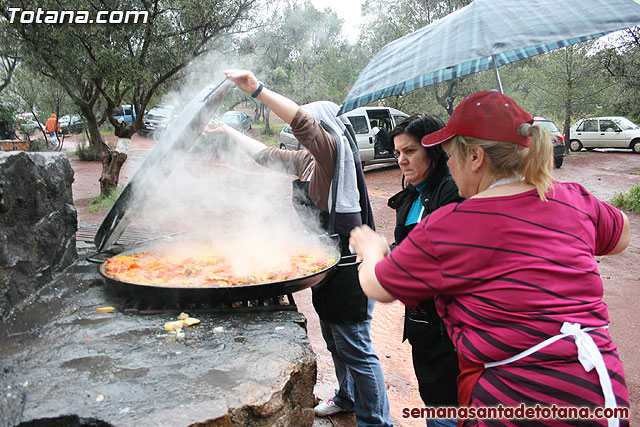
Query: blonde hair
[[444, 124, 555, 201]]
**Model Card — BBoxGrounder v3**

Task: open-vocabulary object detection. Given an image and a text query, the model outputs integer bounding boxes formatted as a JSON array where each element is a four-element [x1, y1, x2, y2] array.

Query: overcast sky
[[309, 0, 365, 43]]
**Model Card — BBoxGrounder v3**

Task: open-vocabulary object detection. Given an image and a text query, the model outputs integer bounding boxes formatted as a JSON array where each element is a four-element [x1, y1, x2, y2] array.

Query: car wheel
[[279, 143, 286, 150], [631, 140, 640, 154], [554, 156, 563, 168], [569, 140, 583, 152]]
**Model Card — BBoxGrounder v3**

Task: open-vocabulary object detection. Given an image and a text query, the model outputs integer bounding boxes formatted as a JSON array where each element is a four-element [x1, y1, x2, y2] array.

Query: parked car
[[278, 106, 409, 166], [59, 114, 87, 134], [344, 107, 408, 166], [14, 111, 44, 121], [220, 111, 252, 133], [18, 116, 42, 136], [533, 116, 565, 168], [279, 124, 301, 151], [112, 104, 137, 125], [569, 116, 640, 153], [142, 104, 177, 138]]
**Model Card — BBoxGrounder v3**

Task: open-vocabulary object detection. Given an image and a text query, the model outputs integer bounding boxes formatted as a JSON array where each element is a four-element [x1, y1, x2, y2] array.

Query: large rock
[[0, 151, 77, 320]]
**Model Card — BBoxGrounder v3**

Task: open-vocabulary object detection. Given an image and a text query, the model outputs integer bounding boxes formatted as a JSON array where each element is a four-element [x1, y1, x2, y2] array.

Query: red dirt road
[[68, 135, 639, 426]]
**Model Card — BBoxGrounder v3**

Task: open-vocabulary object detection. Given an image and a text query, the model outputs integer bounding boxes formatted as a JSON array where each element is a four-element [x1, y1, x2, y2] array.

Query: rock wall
[[0, 151, 77, 320]]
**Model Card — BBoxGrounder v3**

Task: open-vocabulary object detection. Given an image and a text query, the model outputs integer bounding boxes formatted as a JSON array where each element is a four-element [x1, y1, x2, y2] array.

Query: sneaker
[[314, 397, 345, 416]]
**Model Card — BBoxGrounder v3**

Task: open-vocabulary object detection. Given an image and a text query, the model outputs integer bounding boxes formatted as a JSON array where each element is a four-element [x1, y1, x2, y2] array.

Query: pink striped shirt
[[375, 182, 629, 421]]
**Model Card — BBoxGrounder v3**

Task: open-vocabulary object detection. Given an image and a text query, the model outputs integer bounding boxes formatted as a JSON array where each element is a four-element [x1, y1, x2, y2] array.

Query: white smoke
[[124, 52, 336, 278]]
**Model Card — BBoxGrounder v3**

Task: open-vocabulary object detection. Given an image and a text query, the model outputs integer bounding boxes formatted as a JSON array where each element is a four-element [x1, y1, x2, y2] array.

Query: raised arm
[[205, 122, 265, 157], [224, 70, 298, 124]]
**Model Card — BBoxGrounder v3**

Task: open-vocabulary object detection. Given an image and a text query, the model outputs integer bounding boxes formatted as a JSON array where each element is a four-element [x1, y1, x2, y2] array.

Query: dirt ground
[[66, 133, 639, 426]]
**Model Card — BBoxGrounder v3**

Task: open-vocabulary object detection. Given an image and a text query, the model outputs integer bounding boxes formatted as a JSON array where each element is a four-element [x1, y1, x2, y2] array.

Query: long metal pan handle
[[94, 77, 233, 251], [337, 254, 361, 268]]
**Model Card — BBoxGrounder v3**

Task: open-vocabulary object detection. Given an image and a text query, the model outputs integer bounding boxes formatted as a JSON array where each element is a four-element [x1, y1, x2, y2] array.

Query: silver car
[[277, 106, 409, 167], [279, 124, 301, 150], [569, 116, 640, 153], [220, 111, 252, 134]]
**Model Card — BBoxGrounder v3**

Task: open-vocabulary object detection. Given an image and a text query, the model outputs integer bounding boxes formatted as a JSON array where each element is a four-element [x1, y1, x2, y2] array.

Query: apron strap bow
[[485, 322, 618, 427]]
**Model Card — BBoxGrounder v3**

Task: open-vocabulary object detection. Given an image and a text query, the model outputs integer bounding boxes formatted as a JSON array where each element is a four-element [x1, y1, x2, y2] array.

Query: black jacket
[[388, 174, 462, 342], [388, 172, 462, 406]]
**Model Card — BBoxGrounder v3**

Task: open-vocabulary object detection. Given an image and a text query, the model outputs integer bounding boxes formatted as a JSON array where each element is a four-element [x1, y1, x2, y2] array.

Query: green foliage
[[75, 139, 101, 161], [611, 184, 640, 213], [596, 27, 640, 124], [241, 2, 365, 106], [6, 0, 260, 145], [88, 186, 124, 213], [0, 102, 16, 139]]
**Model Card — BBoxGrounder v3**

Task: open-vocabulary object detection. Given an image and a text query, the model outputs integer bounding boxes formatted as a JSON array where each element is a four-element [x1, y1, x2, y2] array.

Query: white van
[[343, 107, 408, 165], [278, 106, 409, 166]]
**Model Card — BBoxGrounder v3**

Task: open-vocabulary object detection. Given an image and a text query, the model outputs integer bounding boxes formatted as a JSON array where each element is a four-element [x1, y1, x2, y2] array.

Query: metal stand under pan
[[119, 293, 298, 315]]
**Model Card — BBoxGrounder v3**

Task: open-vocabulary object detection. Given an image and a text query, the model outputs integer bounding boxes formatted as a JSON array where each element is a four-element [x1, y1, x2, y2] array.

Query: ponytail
[[518, 123, 554, 201]]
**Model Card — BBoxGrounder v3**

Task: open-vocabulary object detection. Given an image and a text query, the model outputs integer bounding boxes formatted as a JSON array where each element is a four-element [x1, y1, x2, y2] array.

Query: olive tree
[[3, 0, 262, 195], [239, 1, 368, 133]]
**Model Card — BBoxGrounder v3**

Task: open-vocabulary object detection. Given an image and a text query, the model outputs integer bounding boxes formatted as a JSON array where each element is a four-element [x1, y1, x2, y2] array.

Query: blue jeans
[[320, 299, 392, 427], [427, 418, 457, 427]]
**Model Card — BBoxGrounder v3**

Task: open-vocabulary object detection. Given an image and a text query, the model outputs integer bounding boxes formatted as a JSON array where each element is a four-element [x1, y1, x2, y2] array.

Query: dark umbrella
[[338, 0, 640, 114]]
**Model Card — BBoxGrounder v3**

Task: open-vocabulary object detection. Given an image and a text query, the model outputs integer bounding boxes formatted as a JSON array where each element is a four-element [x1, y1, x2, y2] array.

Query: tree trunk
[[99, 143, 127, 195], [434, 80, 459, 116], [81, 105, 128, 196], [263, 104, 272, 135], [563, 98, 572, 155]]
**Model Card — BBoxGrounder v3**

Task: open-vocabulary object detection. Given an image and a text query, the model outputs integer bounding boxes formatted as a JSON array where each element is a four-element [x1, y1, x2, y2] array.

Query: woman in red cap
[[350, 91, 631, 426]]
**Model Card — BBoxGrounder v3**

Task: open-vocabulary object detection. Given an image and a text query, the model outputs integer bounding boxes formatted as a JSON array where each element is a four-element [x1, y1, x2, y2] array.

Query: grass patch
[[88, 186, 124, 212], [631, 170, 640, 176], [611, 183, 640, 213], [252, 121, 286, 147]]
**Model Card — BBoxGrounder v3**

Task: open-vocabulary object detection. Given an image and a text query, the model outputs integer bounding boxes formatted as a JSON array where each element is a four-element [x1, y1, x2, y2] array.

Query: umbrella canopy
[[338, 0, 640, 114]]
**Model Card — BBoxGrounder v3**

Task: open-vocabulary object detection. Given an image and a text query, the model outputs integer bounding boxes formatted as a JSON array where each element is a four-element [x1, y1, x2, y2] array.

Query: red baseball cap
[[421, 91, 533, 148]]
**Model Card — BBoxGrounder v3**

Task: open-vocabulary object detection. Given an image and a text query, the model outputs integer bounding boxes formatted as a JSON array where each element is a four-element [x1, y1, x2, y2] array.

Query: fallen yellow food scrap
[[164, 320, 185, 331], [178, 312, 190, 320], [183, 317, 200, 326], [95, 306, 115, 313]]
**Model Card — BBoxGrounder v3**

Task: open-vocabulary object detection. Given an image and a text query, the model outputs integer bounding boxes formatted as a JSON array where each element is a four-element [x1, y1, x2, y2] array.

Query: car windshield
[[148, 107, 173, 118], [612, 117, 639, 130], [221, 113, 241, 123], [535, 120, 560, 133]]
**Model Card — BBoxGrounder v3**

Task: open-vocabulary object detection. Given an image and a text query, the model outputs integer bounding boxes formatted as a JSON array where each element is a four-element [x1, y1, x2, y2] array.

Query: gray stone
[[0, 152, 77, 320], [0, 246, 317, 427]]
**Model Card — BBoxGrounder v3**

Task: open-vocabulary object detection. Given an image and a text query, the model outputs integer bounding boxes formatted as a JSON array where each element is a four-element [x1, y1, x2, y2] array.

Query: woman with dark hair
[[388, 114, 463, 427]]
